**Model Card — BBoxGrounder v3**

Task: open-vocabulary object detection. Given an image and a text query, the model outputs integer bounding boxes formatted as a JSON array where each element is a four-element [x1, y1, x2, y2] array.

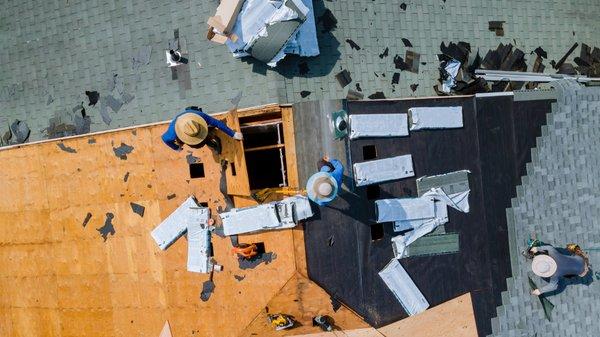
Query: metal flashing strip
[[221, 195, 313, 235], [375, 197, 435, 223], [416, 170, 470, 196], [378, 259, 430, 316], [475, 69, 599, 83], [221, 203, 280, 236], [151, 196, 199, 250], [348, 113, 409, 139], [186, 207, 212, 273], [393, 199, 448, 232], [353, 155, 414, 187], [404, 233, 460, 258], [513, 88, 557, 101], [408, 106, 463, 131]]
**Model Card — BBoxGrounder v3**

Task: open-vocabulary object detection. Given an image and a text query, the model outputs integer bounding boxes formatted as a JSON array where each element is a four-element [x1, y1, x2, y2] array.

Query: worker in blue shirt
[[161, 106, 243, 154], [306, 156, 344, 206]]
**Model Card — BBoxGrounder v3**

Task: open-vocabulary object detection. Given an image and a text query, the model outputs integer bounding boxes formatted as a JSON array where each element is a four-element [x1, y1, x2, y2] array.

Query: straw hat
[[532, 254, 558, 278], [306, 172, 338, 204], [175, 113, 208, 145]]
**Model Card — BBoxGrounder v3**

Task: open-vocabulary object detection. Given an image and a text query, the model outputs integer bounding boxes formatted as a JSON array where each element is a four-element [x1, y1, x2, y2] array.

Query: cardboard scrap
[[207, 0, 245, 44]]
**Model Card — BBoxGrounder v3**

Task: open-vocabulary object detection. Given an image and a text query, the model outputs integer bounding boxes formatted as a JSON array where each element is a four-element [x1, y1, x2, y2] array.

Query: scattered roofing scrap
[[335, 69, 352, 88], [82, 212, 92, 228], [57, 142, 77, 153], [85, 90, 100, 106], [488, 21, 505, 36], [353, 155, 414, 187], [221, 195, 313, 235], [130, 202, 145, 217], [8, 120, 30, 144], [348, 113, 408, 139], [345, 38, 361, 50], [368, 91, 385, 99], [112, 142, 134, 159], [378, 259, 429, 316], [379, 47, 389, 59], [407, 106, 463, 130], [97, 212, 116, 241], [214, 0, 320, 66]]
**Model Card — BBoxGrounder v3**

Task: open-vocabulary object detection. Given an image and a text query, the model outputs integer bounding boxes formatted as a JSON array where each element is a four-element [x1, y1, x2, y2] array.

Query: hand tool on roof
[[267, 314, 295, 331]]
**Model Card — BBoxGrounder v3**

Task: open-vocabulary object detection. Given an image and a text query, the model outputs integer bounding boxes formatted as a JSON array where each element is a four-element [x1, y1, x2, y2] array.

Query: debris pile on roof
[[208, 0, 320, 66]]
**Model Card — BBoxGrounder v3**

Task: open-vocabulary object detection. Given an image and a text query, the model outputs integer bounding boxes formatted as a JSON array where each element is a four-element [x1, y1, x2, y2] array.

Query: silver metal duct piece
[[353, 155, 414, 187], [348, 113, 409, 139]]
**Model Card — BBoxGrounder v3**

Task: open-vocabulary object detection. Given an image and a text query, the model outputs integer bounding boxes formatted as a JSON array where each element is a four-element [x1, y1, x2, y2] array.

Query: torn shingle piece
[[368, 92, 385, 99], [392, 72, 400, 85], [353, 155, 414, 187], [379, 47, 389, 59], [10, 120, 30, 143], [112, 143, 134, 160], [57, 143, 77, 153], [150, 196, 199, 250], [346, 89, 364, 100], [400, 3, 407, 10], [85, 91, 100, 106], [378, 259, 429, 316], [345, 38, 361, 50], [349, 113, 408, 140], [534, 46, 548, 59], [97, 213, 116, 241], [82, 212, 92, 228], [335, 69, 352, 88], [405, 50, 420, 73], [300, 90, 311, 98], [410, 84, 419, 92], [123, 172, 130, 182], [401, 38, 413, 48], [394, 54, 409, 70], [130, 202, 145, 217], [488, 21, 505, 36], [121, 92, 135, 104], [100, 102, 112, 125], [105, 95, 123, 113], [554, 43, 579, 70]]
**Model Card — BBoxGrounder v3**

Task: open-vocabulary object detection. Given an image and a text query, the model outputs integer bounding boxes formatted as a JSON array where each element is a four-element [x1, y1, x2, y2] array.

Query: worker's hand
[[530, 247, 539, 254], [323, 155, 330, 162], [208, 219, 215, 226], [531, 289, 541, 296], [233, 132, 243, 141]]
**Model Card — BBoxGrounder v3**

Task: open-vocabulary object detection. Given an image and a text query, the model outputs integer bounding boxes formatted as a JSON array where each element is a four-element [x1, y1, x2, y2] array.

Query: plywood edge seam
[[0, 103, 282, 152], [237, 273, 298, 336]]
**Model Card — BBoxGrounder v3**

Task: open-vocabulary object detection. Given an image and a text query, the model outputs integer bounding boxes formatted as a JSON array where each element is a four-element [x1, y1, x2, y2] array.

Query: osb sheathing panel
[[241, 273, 369, 337], [0, 114, 297, 337], [287, 293, 477, 337]]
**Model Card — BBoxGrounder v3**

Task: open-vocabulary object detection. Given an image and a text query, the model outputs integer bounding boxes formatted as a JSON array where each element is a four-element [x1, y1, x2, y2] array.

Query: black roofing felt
[[302, 96, 552, 336]]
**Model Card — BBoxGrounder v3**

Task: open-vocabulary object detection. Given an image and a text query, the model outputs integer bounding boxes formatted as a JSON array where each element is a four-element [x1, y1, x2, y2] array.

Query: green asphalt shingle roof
[[2, 0, 600, 143], [489, 80, 600, 337]]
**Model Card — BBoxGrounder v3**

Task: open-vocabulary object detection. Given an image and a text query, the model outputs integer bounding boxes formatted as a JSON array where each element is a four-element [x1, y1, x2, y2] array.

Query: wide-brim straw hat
[[532, 254, 558, 278], [175, 113, 208, 145], [306, 172, 338, 203]]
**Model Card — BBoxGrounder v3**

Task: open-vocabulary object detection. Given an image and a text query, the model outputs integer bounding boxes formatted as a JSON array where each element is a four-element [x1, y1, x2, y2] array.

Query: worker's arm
[[161, 118, 183, 151], [193, 110, 237, 138], [328, 159, 344, 187], [531, 245, 556, 254], [535, 276, 559, 295]]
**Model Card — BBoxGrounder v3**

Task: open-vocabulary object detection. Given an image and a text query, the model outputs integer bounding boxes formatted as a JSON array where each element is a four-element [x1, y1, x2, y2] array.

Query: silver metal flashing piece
[[348, 113, 409, 139], [408, 106, 463, 131], [353, 155, 414, 187], [221, 195, 313, 235], [151, 196, 200, 250], [379, 258, 430, 316], [186, 207, 212, 274], [375, 197, 435, 223]]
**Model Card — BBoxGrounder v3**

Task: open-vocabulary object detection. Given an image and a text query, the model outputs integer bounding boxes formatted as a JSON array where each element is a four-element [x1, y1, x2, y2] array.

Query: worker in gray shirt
[[530, 244, 589, 296]]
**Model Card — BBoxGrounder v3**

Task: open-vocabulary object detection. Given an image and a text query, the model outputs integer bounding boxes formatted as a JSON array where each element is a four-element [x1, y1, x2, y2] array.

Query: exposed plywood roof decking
[[0, 104, 326, 337]]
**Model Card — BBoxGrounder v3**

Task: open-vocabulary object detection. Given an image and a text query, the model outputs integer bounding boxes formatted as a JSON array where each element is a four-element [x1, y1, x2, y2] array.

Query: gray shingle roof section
[[489, 80, 600, 337], [2, 0, 600, 143]]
